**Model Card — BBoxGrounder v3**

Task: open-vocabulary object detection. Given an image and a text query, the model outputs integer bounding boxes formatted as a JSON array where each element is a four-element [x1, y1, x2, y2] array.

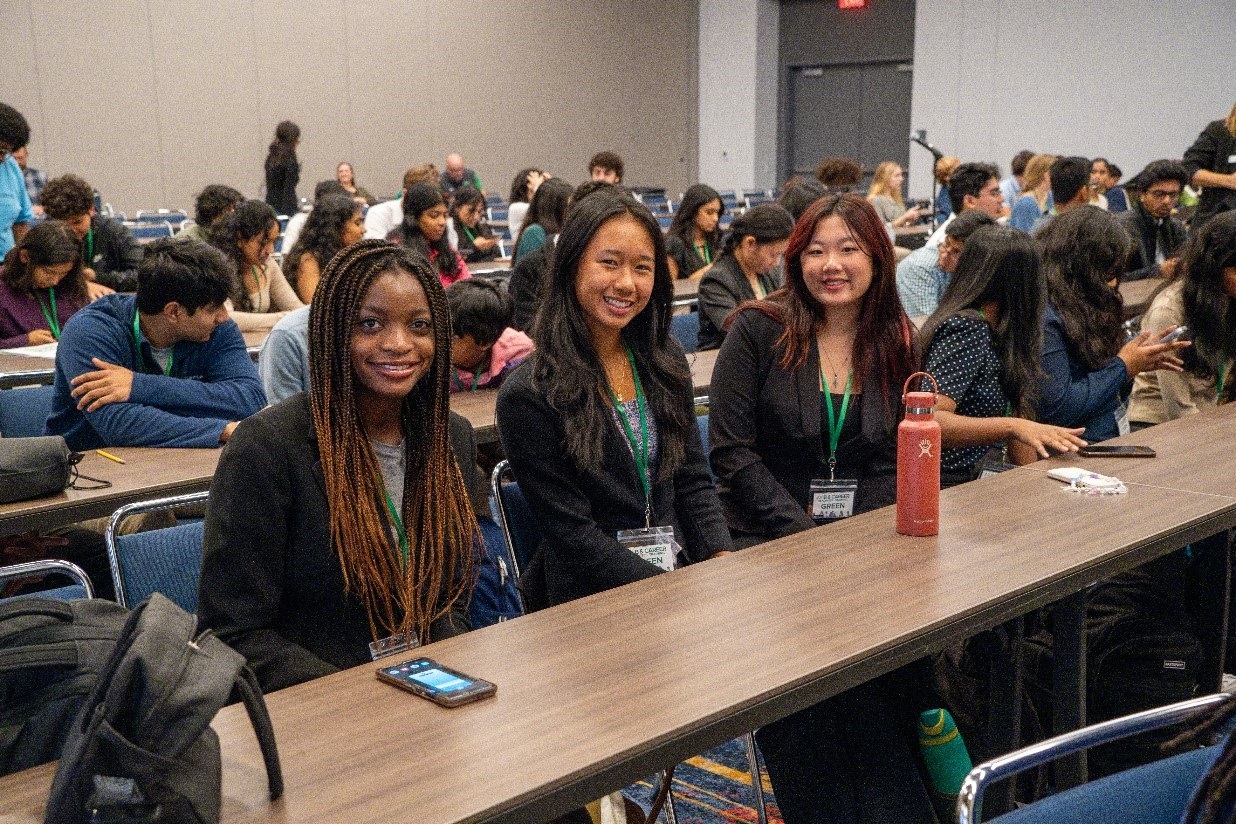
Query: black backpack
[[44, 593, 283, 824], [0, 595, 131, 776]]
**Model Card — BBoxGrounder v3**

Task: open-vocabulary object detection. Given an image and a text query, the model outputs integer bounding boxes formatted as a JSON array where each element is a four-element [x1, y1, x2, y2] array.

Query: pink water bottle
[[897, 372, 941, 536]]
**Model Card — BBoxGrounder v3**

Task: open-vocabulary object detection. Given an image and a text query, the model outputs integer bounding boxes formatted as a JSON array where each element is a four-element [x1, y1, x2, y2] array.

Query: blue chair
[[669, 311, 700, 353], [135, 209, 188, 228], [0, 559, 95, 601], [958, 692, 1230, 823], [104, 491, 209, 611], [128, 221, 173, 243], [0, 385, 55, 438]]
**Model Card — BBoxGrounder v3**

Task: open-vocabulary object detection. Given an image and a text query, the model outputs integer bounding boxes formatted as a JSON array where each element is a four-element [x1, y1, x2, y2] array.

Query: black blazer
[[697, 255, 777, 350], [709, 308, 899, 542], [198, 394, 478, 692], [496, 357, 731, 610]]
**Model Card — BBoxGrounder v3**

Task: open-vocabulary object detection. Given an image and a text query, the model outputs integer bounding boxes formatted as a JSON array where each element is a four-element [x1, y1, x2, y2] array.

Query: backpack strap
[[233, 666, 284, 800]]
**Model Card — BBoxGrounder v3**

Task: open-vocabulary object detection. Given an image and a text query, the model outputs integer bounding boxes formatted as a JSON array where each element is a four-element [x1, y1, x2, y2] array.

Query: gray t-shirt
[[371, 439, 406, 515]]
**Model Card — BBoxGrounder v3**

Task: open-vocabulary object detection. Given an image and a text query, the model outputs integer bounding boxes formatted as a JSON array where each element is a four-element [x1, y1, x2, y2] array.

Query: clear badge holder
[[369, 632, 420, 662], [616, 525, 679, 572], [809, 478, 857, 523]]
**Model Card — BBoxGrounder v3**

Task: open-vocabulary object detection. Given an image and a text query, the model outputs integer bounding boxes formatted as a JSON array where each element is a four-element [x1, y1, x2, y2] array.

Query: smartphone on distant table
[[1077, 445, 1156, 458], [376, 657, 496, 707]]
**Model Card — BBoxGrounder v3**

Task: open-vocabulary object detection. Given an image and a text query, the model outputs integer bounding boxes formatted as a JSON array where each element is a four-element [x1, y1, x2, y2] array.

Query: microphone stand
[[910, 132, 945, 230]]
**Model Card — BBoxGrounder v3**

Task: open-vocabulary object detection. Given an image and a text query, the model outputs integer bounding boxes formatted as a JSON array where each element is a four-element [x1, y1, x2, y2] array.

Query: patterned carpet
[[624, 736, 784, 823]]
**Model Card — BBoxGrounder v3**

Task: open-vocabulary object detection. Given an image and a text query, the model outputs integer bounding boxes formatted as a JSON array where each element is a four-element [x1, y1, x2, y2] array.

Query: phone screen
[[377, 657, 496, 706]]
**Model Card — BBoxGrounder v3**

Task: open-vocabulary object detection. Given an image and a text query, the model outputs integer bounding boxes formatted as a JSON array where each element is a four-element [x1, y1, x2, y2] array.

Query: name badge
[[1228, 154, 1236, 164], [809, 479, 858, 523], [369, 632, 419, 662], [617, 525, 679, 572]]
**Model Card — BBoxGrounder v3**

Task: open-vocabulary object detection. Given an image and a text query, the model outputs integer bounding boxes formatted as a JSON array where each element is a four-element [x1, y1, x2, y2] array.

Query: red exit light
[[839, 0, 868, 8]]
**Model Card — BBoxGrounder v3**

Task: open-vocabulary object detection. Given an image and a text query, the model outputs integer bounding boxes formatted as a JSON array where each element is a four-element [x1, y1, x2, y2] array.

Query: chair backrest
[[0, 385, 55, 439], [105, 491, 209, 611], [490, 461, 541, 591], [135, 209, 188, 227], [0, 559, 95, 601], [669, 311, 700, 353], [129, 221, 174, 243], [958, 692, 1229, 823]]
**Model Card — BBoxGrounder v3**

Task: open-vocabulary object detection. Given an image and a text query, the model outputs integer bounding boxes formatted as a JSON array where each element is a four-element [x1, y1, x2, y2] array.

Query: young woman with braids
[[495, 188, 731, 610], [208, 199, 304, 331], [199, 240, 480, 693], [708, 193, 937, 824], [919, 225, 1086, 484], [283, 192, 366, 302], [1129, 211, 1236, 426], [1035, 206, 1188, 441], [386, 183, 470, 289]]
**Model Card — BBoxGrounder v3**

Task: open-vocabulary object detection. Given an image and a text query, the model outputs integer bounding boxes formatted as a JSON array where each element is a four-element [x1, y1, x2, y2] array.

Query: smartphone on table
[[1077, 445, 1156, 458], [376, 657, 497, 707]]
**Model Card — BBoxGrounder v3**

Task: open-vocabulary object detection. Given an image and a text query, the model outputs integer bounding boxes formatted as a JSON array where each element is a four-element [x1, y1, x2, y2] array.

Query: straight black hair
[[135, 238, 234, 315]]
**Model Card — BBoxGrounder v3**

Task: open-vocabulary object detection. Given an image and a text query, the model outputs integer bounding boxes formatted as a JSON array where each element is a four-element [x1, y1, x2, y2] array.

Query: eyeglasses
[[1144, 188, 1181, 201]]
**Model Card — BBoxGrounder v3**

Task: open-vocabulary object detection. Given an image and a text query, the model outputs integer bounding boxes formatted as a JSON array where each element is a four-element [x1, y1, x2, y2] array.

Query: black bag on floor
[[0, 596, 131, 776], [44, 593, 283, 824]]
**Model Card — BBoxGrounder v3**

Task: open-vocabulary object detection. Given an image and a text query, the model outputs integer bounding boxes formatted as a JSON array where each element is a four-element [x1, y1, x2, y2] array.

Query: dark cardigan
[[197, 393, 478, 693], [697, 254, 777, 351], [495, 356, 731, 609], [708, 308, 900, 542]]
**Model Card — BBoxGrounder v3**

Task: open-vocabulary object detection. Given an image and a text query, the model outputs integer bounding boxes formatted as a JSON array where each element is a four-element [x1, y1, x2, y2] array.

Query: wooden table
[[6, 405, 1235, 823], [0, 447, 221, 535], [450, 348, 719, 444]]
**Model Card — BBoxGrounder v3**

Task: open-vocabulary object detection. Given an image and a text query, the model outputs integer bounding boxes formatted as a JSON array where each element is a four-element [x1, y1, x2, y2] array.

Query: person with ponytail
[[0, 220, 100, 348], [208, 199, 304, 331], [696, 203, 794, 350], [199, 240, 480, 693], [495, 188, 730, 610]]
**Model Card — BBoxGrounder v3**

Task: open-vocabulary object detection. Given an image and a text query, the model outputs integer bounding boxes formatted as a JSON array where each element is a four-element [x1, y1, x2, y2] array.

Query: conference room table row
[[3, 396, 1234, 822]]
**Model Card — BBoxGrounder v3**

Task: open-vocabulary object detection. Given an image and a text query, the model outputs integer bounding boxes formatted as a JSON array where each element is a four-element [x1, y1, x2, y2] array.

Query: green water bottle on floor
[[918, 708, 973, 796]]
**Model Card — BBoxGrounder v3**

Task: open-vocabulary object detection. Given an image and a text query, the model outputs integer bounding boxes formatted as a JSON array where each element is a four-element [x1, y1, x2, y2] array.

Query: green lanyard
[[752, 278, 767, 300], [695, 242, 712, 265], [250, 264, 266, 298], [451, 368, 481, 393], [131, 311, 173, 376], [604, 345, 653, 527], [84, 228, 94, 264], [1219, 363, 1230, 403], [819, 368, 853, 481], [382, 489, 410, 569], [36, 288, 60, 340], [461, 224, 477, 244]]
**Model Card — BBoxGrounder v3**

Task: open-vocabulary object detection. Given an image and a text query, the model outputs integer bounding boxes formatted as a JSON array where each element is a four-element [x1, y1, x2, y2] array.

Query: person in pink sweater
[[445, 279, 532, 393]]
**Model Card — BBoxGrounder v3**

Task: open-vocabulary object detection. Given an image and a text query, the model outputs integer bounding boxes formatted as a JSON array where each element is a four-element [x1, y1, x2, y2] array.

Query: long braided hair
[[308, 239, 477, 644]]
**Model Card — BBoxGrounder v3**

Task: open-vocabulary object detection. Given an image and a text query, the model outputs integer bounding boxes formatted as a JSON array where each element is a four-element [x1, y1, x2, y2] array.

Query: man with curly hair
[[41, 173, 143, 291]]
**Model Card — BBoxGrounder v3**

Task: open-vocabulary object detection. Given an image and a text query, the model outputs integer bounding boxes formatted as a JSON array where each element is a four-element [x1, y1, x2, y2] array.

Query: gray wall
[[908, 0, 1236, 199], [5, 0, 699, 215]]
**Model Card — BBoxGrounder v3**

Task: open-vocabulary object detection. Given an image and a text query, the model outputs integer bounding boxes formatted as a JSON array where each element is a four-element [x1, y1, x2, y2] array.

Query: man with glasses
[[1117, 160, 1189, 281], [0, 103, 34, 256]]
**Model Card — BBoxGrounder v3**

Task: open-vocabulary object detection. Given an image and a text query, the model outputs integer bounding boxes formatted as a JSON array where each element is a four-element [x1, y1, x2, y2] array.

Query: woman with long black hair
[[284, 193, 366, 302], [387, 183, 470, 289], [665, 183, 724, 280], [919, 225, 1086, 482], [496, 188, 729, 609], [1129, 211, 1236, 425]]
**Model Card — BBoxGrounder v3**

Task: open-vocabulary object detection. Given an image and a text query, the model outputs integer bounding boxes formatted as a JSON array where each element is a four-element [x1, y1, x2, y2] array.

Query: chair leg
[[744, 732, 769, 824], [660, 770, 678, 824]]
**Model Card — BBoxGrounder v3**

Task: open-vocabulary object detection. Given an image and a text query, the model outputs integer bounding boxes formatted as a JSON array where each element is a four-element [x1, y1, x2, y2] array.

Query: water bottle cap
[[902, 371, 939, 411], [904, 391, 936, 409]]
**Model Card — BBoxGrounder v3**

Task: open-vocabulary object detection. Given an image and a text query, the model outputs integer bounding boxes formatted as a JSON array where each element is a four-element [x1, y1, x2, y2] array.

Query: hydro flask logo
[[918, 439, 933, 458]]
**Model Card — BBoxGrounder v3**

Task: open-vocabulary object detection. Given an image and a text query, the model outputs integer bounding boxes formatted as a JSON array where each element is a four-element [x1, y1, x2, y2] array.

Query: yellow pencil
[[96, 449, 127, 465]]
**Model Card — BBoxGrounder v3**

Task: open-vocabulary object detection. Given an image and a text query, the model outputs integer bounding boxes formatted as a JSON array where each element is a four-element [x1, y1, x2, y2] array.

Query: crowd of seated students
[[7, 89, 1236, 822]]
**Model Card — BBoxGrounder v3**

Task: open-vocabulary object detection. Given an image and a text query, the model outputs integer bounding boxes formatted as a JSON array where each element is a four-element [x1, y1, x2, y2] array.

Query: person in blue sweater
[[46, 237, 266, 451]]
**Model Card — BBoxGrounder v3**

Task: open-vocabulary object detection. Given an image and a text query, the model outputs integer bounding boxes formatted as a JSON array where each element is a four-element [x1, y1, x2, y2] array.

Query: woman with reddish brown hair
[[709, 193, 935, 824]]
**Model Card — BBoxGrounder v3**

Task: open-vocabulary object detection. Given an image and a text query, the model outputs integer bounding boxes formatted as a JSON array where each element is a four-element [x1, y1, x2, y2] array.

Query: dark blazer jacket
[[709, 308, 899, 542], [197, 393, 477, 693], [697, 254, 777, 351], [496, 357, 731, 610]]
